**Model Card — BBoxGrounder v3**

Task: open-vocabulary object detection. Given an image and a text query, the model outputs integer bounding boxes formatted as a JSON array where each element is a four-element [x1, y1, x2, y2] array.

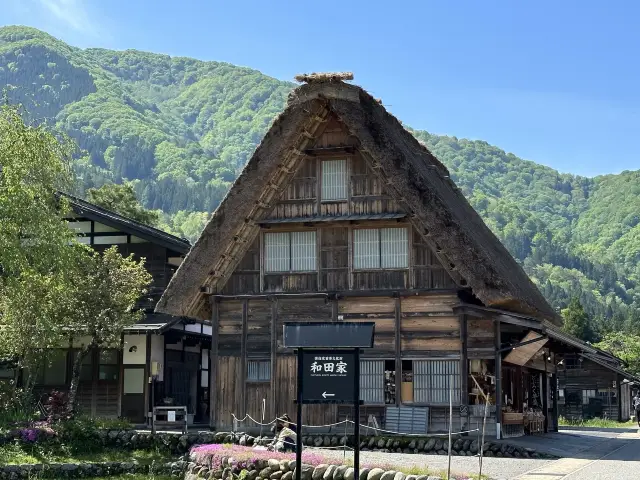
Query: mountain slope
[[1, 25, 638, 330]]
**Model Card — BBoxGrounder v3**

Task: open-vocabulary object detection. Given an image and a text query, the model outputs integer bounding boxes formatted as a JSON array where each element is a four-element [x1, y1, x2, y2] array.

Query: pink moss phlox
[[190, 444, 327, 470]]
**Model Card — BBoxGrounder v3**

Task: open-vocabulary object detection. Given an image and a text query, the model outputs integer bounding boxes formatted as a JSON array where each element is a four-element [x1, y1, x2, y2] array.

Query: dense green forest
[[1, 25, 639, 334]]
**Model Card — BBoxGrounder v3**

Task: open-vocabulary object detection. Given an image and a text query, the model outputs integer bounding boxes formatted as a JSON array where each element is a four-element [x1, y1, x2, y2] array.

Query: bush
[[55, 416, 103, 454]]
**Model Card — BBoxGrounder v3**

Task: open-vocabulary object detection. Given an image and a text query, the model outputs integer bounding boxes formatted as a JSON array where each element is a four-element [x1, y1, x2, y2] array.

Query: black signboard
[[301, 350, 356, 404], [284, 322, 375, 349]]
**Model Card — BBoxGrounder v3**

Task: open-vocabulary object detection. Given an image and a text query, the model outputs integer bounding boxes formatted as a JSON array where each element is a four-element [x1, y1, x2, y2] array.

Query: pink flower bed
[[191, 444, 328, 470]]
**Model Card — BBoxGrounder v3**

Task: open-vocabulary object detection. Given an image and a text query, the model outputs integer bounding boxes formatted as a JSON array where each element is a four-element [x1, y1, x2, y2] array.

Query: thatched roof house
[[156, 76, 559, 325]]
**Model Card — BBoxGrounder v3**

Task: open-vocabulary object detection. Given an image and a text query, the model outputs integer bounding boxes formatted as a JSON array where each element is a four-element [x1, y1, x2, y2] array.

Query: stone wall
[[0, 459, 188, 479]]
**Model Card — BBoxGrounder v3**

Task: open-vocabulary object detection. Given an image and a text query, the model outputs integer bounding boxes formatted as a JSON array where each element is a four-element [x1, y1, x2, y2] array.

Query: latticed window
[[353, 228, 408, 269], [582, 389, 596, 405], [360, 360, 385, 404], [264, 231, 316, 272], [413, 360, 461, 405], [321, 160, 348, 201], [247, 360, 271, 382]]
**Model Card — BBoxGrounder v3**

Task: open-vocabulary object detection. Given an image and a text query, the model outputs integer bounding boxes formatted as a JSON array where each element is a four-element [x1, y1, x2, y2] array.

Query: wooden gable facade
[[157, 76, 622, 438]]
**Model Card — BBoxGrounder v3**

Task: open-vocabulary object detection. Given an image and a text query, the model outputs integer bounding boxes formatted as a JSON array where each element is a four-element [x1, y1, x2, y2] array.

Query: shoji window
[[321, 159, 348, 201], [353, 228, 408, 269], [582, 389, 596, 405], [360, 360, 385, 404], [264, 231, 316, 272], [413, 360, 461, 405], [247, 360, 271, 382]]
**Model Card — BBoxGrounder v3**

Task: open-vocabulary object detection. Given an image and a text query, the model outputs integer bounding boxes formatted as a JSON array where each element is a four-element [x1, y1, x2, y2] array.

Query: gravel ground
[[314, 448, 551, 479]]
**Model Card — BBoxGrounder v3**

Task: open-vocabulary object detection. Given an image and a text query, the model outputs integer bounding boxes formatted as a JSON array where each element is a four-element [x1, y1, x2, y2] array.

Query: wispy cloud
[[37, 0, 97, 35]]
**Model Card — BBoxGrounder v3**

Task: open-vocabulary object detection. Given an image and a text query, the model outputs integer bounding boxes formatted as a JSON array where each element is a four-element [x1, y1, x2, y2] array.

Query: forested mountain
[[1, 25, 639, 333]]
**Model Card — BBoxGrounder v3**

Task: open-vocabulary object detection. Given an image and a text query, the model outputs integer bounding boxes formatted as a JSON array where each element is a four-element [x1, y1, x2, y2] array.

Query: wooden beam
[[241, 299, 249, 416], [460, 313, 469, 425], [270, 298, 278, 422], [118, 333, 124, 418], [144, 333, 152, 427], [304, 146, 356, 156], [395, 297, 401, 406], [209, 298, 219, 429], [495, 319, 502, 440]]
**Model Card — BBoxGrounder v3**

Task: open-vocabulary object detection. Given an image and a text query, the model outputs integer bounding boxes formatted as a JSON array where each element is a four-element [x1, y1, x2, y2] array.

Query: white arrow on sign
[[322, 392, 335, 399]]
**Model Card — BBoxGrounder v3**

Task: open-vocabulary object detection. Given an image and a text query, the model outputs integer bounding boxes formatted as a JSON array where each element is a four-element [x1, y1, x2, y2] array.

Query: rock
[[334, 465, 349, 480], [368, 438, 376, 448], [417, 440, 425, 450], [393, 473, 405, 480], [323, 465, 337, 480], [453, 438, 463, 450], [280, 460, 290, 472], [247, 472, 260, 480], [377, 439, 386, 449], [331, 436, 339, 447], [282, 472, 293, 480], [408, 440, 416, 449], [239, 435, 248, 446], [302, 465, 315, 480], [434, 439, 444, 451], [269, 460, 281, 470], [380, 471, 397, 480], [314, 437, 324, 447], [359, 468, 371, 480], [260, 468, 273, 478], [437, 450, 447, 455], [424, 438, 436, 451], [340, 436, 349, 446], [393, 440, 400, 449], [324, 436, 331, 447], [414, 476, 430, 480], [344, 467, 355, 480], [312, 465, 329, 480], [386, 439, 394, 449], [271, 472, 284, 480], [426, 477, 442, 480], [368, 469, 385, 480]]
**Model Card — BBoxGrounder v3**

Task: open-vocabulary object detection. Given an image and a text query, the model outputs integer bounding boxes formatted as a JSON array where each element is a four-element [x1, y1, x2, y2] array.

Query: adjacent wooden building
[[156, 75, 635, 438], [27, 195, 213, 425]]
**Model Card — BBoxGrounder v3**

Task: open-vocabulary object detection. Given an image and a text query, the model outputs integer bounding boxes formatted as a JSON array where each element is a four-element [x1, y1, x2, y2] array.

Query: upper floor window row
[[321, 159, 348, 201], [263, 227, 408, 273]]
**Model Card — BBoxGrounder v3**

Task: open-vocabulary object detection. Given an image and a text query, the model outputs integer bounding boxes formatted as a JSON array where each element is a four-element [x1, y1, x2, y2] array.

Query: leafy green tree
[[595, 332, 640, 377], [64, 246, 152, 414], [87, 182, 160, 226], [0, 101, 76, 396], [561, 297, 594, 342]]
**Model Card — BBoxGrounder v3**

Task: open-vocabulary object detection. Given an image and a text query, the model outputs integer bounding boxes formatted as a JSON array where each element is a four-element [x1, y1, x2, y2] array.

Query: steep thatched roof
[[156, 79, 560, 324]]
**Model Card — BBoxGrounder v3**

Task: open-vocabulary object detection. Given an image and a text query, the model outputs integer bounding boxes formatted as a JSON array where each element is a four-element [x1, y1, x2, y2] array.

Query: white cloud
[[37, 0, 97, 34]]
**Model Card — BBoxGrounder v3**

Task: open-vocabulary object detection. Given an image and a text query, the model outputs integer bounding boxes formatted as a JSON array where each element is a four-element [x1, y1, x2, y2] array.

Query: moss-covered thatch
[[156, 80, 559, 325]]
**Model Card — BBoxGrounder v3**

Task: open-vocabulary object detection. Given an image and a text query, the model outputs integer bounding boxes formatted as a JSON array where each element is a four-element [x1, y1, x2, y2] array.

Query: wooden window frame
[[320, 158, 349, 203], [246, 359, 271, 383], [263, 230, 317, 274], [352, 227, 409, 271]]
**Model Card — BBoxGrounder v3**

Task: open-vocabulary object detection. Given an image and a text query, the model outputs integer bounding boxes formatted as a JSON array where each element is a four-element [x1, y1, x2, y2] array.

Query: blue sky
[[3, 0, 640, 177]]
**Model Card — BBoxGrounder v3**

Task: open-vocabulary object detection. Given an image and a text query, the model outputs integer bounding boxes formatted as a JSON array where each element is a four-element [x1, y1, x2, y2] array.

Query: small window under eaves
[[321, 159, 348, 201]]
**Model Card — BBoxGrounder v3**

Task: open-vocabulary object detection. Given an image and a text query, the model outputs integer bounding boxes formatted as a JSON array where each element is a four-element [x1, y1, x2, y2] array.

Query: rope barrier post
[[447, 374, 453, 480], [295, 349, 303, 480], [343, 414, 348, 462]]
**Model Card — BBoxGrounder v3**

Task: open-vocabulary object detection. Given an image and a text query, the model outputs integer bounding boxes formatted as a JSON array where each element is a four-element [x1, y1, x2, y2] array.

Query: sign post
[[284, 322, 374, 480]]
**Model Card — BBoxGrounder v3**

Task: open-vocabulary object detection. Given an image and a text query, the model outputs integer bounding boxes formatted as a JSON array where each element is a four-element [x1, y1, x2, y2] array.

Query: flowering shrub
[[191, 444, 327, 470]]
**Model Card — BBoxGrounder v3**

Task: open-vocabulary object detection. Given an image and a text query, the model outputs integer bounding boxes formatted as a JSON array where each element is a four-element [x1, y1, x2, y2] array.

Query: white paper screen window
[[291, 231, 316, 271], [264, 231, 316, 272], [321, 159, 347, 201], [381, 228, 408, 268], [264, 232, 290, 272], [354, 229, 380, 269]]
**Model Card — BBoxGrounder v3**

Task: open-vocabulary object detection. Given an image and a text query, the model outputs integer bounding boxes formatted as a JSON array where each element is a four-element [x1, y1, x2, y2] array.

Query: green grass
[[558, 416, 637, 428], [92, 476, 173, 480], [0, 443, 171, 465]]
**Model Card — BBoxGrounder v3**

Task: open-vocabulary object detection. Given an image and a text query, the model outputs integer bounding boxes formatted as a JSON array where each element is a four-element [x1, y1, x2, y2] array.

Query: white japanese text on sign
[[310, 356, 348, 375]]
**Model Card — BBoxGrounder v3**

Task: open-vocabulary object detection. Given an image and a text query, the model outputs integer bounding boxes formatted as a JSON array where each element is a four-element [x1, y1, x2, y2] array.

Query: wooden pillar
[[617, 373, 623, 422], [542, 355, 549, 433], [117, 333, 124, 418], [551, 373, 559, 432], [144, 333, 152, 427], [209, 298, 219, 429], [241, 299, 249, 416], [270, 298, 278, 421], [460, 314, 469, 430], [494, 319, 502, 439], [394, 296, 401, 406]]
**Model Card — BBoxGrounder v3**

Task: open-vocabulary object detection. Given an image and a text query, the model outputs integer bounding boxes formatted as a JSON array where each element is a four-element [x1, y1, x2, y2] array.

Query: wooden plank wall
[[214, 293, 464, 431], [467, 319, 494, 359]]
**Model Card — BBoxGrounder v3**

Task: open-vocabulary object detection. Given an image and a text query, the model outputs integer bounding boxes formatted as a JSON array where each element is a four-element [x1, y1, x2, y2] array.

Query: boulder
[[323, 465, 338, 480], [280, 460, 290, 472], [282, 472, 293, 480], [359, 468, 371, 480], [434, 439, 444, 451], [393, 473, 405, 480], [324, 436, 331, 447], [315, 437, 325, 447], [424, 438, 436, 452], [260, 468, 273, 478], [331, 436, 339, 447], [380, 471, 397, 480], [344, 467, 355, 480], [334, 465, 349, 480], [299, 465, 315, 480], [312, 465, 329, 480], [268, 460, 281, 470], [367, 469, 385, 480], [271, 472, 284, 480], [377, 439, 386, 449]]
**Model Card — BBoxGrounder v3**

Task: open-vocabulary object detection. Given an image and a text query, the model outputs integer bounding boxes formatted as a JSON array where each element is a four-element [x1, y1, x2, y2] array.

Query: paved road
[[516, 431, 640, 480], [320, 429, 640, 479]]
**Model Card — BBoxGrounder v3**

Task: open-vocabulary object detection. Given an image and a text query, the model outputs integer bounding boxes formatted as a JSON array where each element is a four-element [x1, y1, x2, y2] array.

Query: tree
[[595, 333, 640, 377], [64, 246, 152, 414], [87, 182, 160, 226], [0, 102, 76, 396], [561, 297, 594, 342]]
